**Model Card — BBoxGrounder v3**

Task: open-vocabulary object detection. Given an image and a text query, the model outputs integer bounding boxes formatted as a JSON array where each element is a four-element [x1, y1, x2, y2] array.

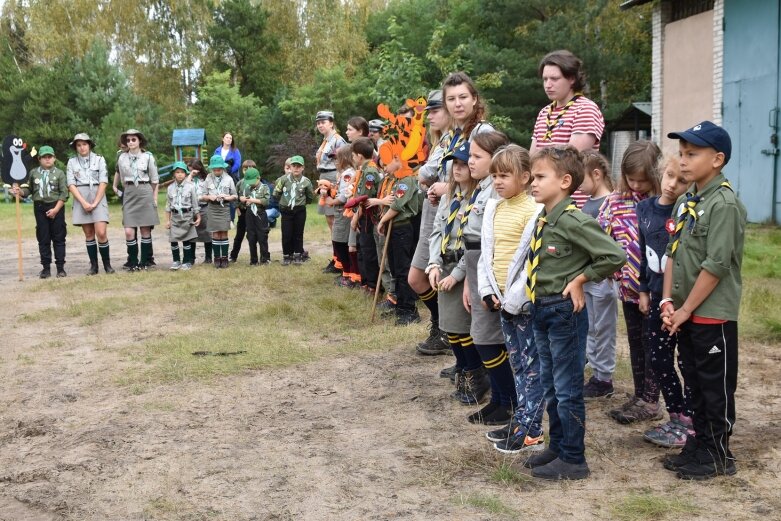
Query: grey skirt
[[411, 198, 436, 270], [437, 259, 471, 334], [206, 202, 230, 232], [331, 206, 350, 243], [195, 205, 210, 242], [72, 185, 110, 225], [122, 183, 160, 227], [465, 249, 504, 344], [169, 209, 198, 242], [317, 171, 338, 216]]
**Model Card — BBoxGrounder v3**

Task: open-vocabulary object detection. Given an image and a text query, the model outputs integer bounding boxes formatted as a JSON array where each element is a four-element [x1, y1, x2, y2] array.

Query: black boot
[[460, 367, 490, 405], [39, 266, 51, 279], [103, 259, 115, 274], [88, 260, 99, 276], [416, 321, 451, 355]]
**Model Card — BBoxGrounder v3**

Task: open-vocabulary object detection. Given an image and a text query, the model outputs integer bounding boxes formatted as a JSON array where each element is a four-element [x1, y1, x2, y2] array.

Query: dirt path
[[1, 235, 780, 520]]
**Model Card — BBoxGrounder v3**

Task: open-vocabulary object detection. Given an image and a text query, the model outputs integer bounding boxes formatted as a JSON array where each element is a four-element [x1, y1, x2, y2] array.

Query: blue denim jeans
[[500, 312, 544, 437], [532, 297, 588, 464]]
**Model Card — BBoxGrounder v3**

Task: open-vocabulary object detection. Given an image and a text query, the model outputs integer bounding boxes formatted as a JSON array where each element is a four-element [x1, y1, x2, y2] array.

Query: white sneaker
[[170, 261, 182, 270], [179, 262, 192, 271]]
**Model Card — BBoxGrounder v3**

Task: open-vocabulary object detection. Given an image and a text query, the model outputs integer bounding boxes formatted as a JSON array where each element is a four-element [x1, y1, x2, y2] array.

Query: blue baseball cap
[[445, 141, 470, 163], [667, 121, 731, 165]]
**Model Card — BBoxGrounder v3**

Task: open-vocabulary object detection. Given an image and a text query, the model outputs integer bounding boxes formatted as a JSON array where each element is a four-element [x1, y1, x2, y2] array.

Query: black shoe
[[416, 322, 451, 355], [250, 261, 259, 266], [292, 253, 304, 265], [122, 262, 137, 272], [486, 418, 520, 443], [494, 428, 546, 454], [395, 310, 421, 326], [147, 257, 156, 266], [39, 267, 51, 279], [676, 454, 737, 480], [103, 261, 115, 274], [281, 255, 292, 266], [322, 260, 340, 274], [87, 261, 99, 275], [56, 268, 67, 278], [459, 366, 490, 405], [229, 256, 238, 263], [439, 364, 457, 380], [583, 376, 614, 400], [662, 436, 698, 471], [468, 403, 513, 425], [532, 457, 590, 480], [523, 448, 560, 469], [203, 257, 213, 264]]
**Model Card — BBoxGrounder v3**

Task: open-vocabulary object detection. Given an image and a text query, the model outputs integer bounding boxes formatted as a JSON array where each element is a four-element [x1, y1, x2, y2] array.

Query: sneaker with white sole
[[169, 261, 182, 270], [494, 429, 546, 454], [179, 262, 193, 271]]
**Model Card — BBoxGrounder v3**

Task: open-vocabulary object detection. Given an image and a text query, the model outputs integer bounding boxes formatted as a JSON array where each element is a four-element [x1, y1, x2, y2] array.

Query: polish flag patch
[[665, 218, 676, 234], [546, 245, 557, 254]]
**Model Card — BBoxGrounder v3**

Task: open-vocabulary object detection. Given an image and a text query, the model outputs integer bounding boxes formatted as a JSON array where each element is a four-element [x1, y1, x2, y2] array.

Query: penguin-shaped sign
[[1, 135, 35, 185]]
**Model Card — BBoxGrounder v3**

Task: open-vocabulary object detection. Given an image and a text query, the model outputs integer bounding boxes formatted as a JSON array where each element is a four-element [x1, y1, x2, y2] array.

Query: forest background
[[0, 0, 651, 177]]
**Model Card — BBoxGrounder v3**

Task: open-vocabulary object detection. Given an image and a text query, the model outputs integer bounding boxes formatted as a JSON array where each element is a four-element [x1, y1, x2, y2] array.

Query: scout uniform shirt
[[191, 176, 209, 207], [165, 180, 199, 215], [386, 174, 421, 224], [273, 174, 314, 209], [353, 160, 381, 199], [665, 173, 746, 321], [316, 133, 347, 172], [460, 175, 499, 245], [116, 151, 158, 185], [533, 197, 626, 297], [236, 179, 250, 211], [240, 180, 271, 216], [24, 166, 69, 204], [66, 152, 108, 188], [205, 173, 237, 202]]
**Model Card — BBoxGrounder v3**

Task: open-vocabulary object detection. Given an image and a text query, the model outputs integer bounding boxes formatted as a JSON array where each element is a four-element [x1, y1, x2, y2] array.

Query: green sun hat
[[289, 155, 305, 166], [243, 167, 260, 183], [38, 145, 55, 157], [171, 161, 189, 173], [208, 155, 229, 170]]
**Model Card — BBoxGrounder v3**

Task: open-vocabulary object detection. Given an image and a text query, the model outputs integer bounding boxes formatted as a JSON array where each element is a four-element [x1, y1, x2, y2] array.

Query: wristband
[[424, 263, 441, 275], [659, 298, 674, 311]]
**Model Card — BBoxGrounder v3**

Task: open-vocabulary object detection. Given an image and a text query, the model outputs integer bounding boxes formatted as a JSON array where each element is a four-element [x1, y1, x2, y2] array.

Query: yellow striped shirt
[[492, 192, 537, 290]]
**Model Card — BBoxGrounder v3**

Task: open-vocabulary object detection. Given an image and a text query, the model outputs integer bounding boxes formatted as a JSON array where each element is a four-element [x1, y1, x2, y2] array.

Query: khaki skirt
[[437, 259, 471, 335], [169, 209, 198, 242], [72, 185, 110, 225], [331, 206, 351, 243], [411, 198, 436, 270], [206, 202, 231, 232], [122, 183, 160, 227], [465, 249, 503, 344], [195, 205, 210, 242]]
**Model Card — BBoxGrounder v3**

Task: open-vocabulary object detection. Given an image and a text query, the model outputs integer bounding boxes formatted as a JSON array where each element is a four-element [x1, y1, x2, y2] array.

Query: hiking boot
[[147, 257, 156, 266], [459, 366, 490, 405], [416, 322, 451, 356], [523, 448, 559, 469], [395, 309, 421, 326], [662, 436, 699, 471], [56, 267, 67, 278], [468, 403, 513, 426], [532, 457, 590, 480], [644, 414, 694, 448], [292, 253, 304, 265], [450, 370, 467, 402], [378, 298, 397, 316], [39, 267, 51, 279], [170, 261, 182, 271], [103, 260, 115, 274], [486, 417, 520, 443], [676, 449, 737, 481], [439, 364, 457, 381], [494, 428, 546, 454], [611, 398, 663, 425], [281, 255, 293, 266], [87, 260, 99, 276], [322, 260, 340, 274], [583, 376, 614, 400], [180, 263, 192, 271]]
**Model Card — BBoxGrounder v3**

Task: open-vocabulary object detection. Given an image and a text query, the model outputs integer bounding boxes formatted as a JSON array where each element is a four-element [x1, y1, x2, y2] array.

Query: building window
[[671, 0, 715, 21]]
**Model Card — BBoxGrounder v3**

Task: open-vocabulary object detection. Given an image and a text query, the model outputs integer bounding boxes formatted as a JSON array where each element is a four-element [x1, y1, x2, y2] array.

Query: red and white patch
[[665, 218, 676, 234], [546, 245, 557, 254]]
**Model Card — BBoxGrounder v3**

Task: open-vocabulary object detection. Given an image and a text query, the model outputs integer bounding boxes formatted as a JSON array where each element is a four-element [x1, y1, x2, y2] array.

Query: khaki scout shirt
[[165, 180, 199, 213], [66, 153, 108, 187], [665, 173, 747, 321], [534, 197, 626, 297], [461, 176, 499, 243], [116, 151, 158, 184], [25, 166, 69, 204]]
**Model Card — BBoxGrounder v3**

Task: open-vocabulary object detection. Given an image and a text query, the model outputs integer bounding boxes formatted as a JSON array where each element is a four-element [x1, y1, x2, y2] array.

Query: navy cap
[[445, 141, 470, 163], [668, 121, 732, 164]]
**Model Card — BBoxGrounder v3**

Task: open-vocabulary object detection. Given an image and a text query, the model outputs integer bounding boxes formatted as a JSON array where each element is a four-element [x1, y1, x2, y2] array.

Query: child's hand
[[45, 208, 59, 219], [366, 198, 381, 208], [194, 216, 201, 227], [348, 246, 357, 253], [639, 292, 650, 315], [428, 267, 441, 290], [462, 279, 472, 313], [165, 221, 171, 229], [377, 221, 386, 235], [380, 194, 395, 206], [663, 306, 691, 335], [239, 196, 247, 203], [562, 275, 588, 312], [350, 214, 359, 231], [439, 275, 457, 292], [481, 294, 500, 311]]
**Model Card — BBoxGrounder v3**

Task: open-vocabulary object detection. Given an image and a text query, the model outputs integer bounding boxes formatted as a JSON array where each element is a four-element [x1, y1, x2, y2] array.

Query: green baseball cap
[[289, 155, 305, 166], [243, 167, 260, 183], [171, 161, 188, 173], [38, 145, 55, 157]]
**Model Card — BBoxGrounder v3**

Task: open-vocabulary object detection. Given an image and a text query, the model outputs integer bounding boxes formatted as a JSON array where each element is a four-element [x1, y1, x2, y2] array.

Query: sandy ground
[[1, 229, 780, 521]]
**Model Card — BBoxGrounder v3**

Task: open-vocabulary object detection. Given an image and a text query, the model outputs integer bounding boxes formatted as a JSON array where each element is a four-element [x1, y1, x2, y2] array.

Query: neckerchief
[[542, 94, 582, 141], [39, 169, 51, 198], [455, 186, 481, 250], [525, 203, 577, 301], [441, 190, 464, 255], [437, 128, 463, 180], [173, 181, 185, 217], [78, 155, 94, 188], [670, 181, 733, 254]]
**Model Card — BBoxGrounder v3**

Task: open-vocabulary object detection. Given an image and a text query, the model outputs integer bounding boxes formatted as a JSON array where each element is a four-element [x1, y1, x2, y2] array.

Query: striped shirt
[[597, 190, 649, 303], [492, 191, 537, 291], [532, 96, 605, 150]]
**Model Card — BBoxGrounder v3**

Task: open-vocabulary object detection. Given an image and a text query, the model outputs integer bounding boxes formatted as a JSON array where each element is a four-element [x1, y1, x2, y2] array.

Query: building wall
[[661, 10, 715, 154]]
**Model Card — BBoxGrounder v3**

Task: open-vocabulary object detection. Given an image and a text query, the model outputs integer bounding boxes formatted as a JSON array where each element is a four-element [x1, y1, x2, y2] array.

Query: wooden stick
[[15, 191, 23, 281], [371, 219, 394, 323]]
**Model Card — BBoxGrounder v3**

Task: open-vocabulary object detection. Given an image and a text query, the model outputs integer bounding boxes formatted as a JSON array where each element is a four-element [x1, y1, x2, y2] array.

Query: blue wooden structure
[[172, 128, 207, 163]]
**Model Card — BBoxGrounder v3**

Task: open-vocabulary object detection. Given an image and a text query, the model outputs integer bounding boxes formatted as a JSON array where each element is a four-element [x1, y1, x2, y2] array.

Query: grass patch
[[459, 493, 517, 517], [610, 491, 697, 521], [491, 462, 529, 486]]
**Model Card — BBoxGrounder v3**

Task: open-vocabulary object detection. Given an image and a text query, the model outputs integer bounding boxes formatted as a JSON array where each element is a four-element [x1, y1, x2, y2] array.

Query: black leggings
[[623, 301, 659, 404]]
